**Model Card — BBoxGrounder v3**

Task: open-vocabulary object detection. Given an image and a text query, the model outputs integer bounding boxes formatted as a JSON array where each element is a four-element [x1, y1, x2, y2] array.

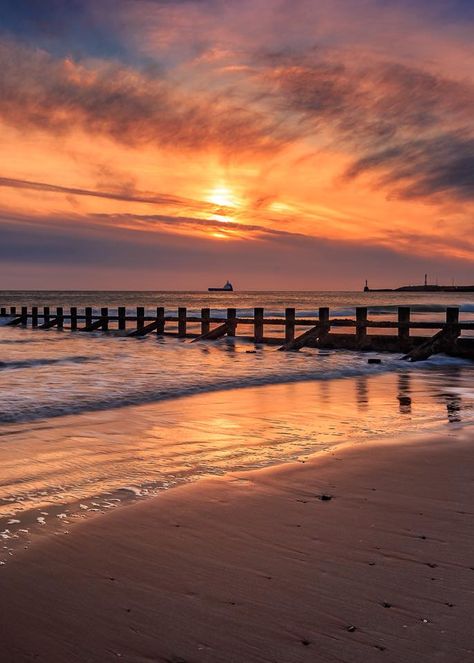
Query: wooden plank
[[402, 323, 460, 362], [285, 308, 295, 343], [6, 316, 24, 326], [254, 307, 264, 342], [127, 319, 160, 337], [279, 323, 322, 351], [38, 317, 59, 330], [191, 322, 229, 342], [80, 318, 106, 332]]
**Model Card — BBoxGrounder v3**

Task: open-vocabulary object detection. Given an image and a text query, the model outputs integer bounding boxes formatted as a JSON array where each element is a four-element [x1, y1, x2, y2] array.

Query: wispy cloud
[[0, 38, 285, 154], [261, 52, 474, 202], [0, 176, 232, 216]]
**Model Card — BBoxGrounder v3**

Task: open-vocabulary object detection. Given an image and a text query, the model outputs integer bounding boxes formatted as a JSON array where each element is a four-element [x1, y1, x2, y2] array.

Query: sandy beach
[[1, 428, 472, 663]]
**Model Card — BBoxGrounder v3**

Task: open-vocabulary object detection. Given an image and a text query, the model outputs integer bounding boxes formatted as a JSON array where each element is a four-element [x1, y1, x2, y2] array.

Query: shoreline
[[1, 428, 473, 662], [1, 369, 472, 557]]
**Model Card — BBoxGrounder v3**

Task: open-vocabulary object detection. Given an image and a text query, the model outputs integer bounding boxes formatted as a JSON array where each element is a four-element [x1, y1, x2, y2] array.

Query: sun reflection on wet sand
[[0, 367, 472, 561]]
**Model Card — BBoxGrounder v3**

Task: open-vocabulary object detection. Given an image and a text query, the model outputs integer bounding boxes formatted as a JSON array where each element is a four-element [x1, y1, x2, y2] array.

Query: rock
[[368, 358, 382, 364], [318, 494, 333, 501], [346, 625, 357, 633]]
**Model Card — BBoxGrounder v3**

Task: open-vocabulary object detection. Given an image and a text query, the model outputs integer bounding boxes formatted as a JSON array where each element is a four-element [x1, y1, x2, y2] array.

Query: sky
[[0, 0, 473, 290]]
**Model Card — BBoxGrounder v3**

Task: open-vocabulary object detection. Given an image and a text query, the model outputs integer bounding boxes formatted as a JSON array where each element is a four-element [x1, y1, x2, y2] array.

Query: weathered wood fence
[[1, 305, 473, 360]]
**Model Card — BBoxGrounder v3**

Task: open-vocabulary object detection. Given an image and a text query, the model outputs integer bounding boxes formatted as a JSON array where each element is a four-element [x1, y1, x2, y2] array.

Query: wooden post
[[398, 307, 410, 349], [319, 307, 330, 344], [10, 306, 16, 316], [156, 307, 165, 335], [446, 307, 460, 343], [201, 308, 210, 336], [70, 307, 77, 331], [101, 307, 109, 331], [56, 307, 64, 330], [178, 307, 187, 337], [0, 307, 6, 316], [254, 307, 264, 343], [227, 308, 237, 337], [43, 306, 50, 326], [136, 307, 145, 333], [285, 308, 295, 343], [118, 307, 126, 332], [85, 307, 92, 328], [356, 307, 368, 346], [446, 307, 459, 328], [20, 306, 28, 326], [31, 306, 38, 328]]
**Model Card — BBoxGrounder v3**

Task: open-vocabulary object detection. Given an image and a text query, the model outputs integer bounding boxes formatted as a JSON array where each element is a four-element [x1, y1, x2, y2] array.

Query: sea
[[1, 291, 473, 561]]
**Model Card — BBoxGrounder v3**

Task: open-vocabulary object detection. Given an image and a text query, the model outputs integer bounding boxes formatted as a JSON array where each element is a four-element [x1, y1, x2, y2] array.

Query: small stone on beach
[[398, 396, 412, 405]]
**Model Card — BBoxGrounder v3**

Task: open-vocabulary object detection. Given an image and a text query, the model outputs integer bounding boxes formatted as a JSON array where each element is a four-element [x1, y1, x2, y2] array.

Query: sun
[[207, 185, 238, 208]]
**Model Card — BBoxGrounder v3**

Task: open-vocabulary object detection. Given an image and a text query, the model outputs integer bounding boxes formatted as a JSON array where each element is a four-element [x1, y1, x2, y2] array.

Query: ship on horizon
[[208, 280, 234, 292], [364, 275, 474, 293]]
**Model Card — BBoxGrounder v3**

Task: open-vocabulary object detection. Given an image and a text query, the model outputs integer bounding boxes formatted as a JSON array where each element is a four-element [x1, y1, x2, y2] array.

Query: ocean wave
[[0, 356, 98, 370], [0, 349, 470, 424]]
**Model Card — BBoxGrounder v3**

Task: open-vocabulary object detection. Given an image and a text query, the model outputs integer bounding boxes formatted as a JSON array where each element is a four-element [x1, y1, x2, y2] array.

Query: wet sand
[[0, 429, 473, 663]]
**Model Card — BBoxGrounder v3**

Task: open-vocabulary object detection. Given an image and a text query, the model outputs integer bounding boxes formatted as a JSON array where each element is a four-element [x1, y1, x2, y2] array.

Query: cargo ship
[[208, 280, 234, 292]]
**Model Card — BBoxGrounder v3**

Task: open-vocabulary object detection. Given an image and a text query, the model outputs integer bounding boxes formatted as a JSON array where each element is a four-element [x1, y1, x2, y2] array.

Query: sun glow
[[211, 231, 230, 239], [207, 185, 238, 209]]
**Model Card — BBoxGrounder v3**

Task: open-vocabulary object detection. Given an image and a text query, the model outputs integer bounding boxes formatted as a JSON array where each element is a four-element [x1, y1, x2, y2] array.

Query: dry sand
[[0, 431, 473, 663]]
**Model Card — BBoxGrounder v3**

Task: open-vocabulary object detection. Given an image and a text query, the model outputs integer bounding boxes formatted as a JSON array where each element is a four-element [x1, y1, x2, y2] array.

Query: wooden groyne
[[1, 305, 473, 361]]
